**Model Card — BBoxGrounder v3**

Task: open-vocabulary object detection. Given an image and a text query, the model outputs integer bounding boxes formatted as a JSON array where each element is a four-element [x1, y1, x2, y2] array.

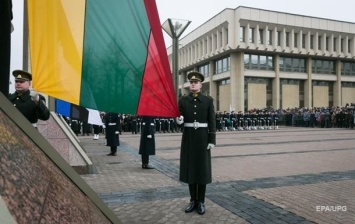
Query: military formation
[[63, 104, 355, 137]]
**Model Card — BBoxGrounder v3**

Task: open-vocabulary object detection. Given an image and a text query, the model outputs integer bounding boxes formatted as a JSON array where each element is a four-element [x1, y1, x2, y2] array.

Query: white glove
[[115, 131, 119, 134], [147, 135, 152, 138], [30, 90, 39, 101], [176, 115, 184, 125], [207, 143, 215, 150]]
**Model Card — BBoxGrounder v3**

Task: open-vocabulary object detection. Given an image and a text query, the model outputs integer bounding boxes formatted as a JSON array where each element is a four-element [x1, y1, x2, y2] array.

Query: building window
[[244, 54, 274, 71], [214, 57, 230, 74], [326, 36, 329, 51], [341, 62, 355, 76], [312, 59, 336, 74], [294, 33, 298, 48], [348, 39, 351, 53], [240, 27, 245, 42], [310, 35, 314, 49], [341, 38, 344, 52], [259, 29, 264, 44], [249, 27, 254, 43], [318, 36, 322, 50], [219, 79, 230, 86], [267, 30, 272, 45], [277, 31, 281, 46], [302, 34, 306, 48], [244, 77, 273, 110], [199, 64, 210, 77], [333, 38, 337, 51], [279, 57, 306, 73], [285, 32, 290, 47]]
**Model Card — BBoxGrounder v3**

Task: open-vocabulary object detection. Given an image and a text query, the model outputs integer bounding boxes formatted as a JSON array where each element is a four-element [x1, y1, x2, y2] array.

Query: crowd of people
[[63, 104, 355, 138]]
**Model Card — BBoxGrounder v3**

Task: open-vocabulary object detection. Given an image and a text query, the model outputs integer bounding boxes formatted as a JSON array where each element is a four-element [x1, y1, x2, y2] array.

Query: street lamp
[[162, 18, 191, 101]]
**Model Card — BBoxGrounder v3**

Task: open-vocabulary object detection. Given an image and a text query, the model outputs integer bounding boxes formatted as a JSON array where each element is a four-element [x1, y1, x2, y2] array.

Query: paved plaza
[[80, 127, 355, 224]]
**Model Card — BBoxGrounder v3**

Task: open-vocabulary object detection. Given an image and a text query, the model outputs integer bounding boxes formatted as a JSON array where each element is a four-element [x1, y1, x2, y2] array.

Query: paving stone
[[79, 127, 355, 223]]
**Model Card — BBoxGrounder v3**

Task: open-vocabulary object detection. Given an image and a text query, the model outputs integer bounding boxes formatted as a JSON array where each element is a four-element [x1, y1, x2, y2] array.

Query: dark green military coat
[[8, 90, 50, 123], [139, 116, 156, 156], [178, 92, 216, 184]]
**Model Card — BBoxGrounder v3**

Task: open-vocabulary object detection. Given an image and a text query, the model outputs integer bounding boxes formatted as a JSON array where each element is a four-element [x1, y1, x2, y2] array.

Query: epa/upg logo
[[316, 206, 347, 212]]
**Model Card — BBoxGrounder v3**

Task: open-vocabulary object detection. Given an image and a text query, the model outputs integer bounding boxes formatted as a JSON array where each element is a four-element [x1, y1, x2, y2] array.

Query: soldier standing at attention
[[176, 71, 216, 215], [8, 70, 50, 127], [139, 116, 156, 169], [105, 112, 120, 156]]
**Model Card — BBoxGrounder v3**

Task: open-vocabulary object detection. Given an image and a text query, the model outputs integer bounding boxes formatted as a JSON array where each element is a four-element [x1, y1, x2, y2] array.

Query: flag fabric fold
[[27, 0, 179, 117]]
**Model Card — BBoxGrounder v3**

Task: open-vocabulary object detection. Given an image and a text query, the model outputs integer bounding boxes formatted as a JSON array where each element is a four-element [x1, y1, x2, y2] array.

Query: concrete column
[[298, 30, 302, 51], [290, 29, 295, 51], [230, 52, 244, 111], [266, 26, 269, 46], [344, 36, 349, 55], [246, 23, 250, 44], [315, 32, 319, 53], [264, 25, 268, 47], [304, 58, 313, 108], [281, 27, 286, 49], [209, 61, 217, 101], [333, 60, 342, 107], [330, 34, 334, 54], [323, 33, 327, 52], [306, 31, 311, 52], [272, 27, 277, 48], [272, 55, 280, 109]]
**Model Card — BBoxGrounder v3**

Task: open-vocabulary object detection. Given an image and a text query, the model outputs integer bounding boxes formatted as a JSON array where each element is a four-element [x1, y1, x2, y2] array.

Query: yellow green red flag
[[27, 0, 179, 117]]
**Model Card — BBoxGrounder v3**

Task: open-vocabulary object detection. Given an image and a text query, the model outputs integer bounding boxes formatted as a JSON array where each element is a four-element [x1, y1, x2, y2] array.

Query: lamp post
[[162, 18, 191, 101]]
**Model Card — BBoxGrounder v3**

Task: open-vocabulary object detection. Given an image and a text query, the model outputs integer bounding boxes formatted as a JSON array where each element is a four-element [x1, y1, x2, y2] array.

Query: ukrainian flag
[[27, 0, 179, 117]]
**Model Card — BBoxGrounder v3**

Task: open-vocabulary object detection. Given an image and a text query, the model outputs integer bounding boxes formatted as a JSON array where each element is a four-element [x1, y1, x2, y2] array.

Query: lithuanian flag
[[27, 0, 179, 117]]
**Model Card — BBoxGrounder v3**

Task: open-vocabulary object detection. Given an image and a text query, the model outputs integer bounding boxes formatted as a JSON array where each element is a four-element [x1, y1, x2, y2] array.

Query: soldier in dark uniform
[[131, 114, 138, 134], [8, 70, 50, 127], [139, 116, 156, 169], [176, 71, 216, 215], [105, 112, 120, 156]]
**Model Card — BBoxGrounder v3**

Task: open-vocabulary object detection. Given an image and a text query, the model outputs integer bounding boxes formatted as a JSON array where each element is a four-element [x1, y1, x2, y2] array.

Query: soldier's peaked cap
[[187, 71, 204, 82], [13, 70, 32, 81]]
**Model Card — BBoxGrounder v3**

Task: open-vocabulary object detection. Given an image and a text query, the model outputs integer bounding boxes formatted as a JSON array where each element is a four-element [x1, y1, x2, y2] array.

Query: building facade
[[166, 6, 355, 112]]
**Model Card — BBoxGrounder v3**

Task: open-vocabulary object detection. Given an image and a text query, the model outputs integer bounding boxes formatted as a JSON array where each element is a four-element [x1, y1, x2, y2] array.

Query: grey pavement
[[80, 127, 355, 224]]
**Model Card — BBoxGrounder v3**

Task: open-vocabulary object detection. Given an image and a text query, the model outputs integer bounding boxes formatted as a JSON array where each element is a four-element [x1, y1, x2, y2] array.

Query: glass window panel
[[300, 59, 305, 72], [244, 54, 250, 69], [251, 55, 258, 69], [259, 55, 267, 70], [267, 56, 273, 70], [285, 58, 292, 71], [344, 63, 351, 75]]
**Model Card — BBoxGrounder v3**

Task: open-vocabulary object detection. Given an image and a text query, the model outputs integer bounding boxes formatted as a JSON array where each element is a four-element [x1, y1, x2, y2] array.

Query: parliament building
[[166, 6, 355, 112]]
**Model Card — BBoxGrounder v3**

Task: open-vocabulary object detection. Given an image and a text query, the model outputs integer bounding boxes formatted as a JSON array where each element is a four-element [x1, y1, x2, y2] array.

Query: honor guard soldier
[[8, 70, 50, 127], [139, 116, 156, 169], [105, 112, 120, 156], [176, 71, 216, 215]]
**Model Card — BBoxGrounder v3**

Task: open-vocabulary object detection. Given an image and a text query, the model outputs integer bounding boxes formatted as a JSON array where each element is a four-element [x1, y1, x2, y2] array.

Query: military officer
[[176, 71, 216, 215], [8, 70, 50, 127]]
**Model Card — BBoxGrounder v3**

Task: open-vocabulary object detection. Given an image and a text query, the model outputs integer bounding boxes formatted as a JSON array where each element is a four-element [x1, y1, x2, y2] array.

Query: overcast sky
[[9, 0, 355, 92]]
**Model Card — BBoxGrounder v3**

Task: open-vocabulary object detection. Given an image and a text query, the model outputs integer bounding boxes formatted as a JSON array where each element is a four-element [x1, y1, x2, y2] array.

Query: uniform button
[[194, 112, 196, 114], [194, 105, 197, 107], [13, 104, 16, 106], [194, 99, 196, 101]]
